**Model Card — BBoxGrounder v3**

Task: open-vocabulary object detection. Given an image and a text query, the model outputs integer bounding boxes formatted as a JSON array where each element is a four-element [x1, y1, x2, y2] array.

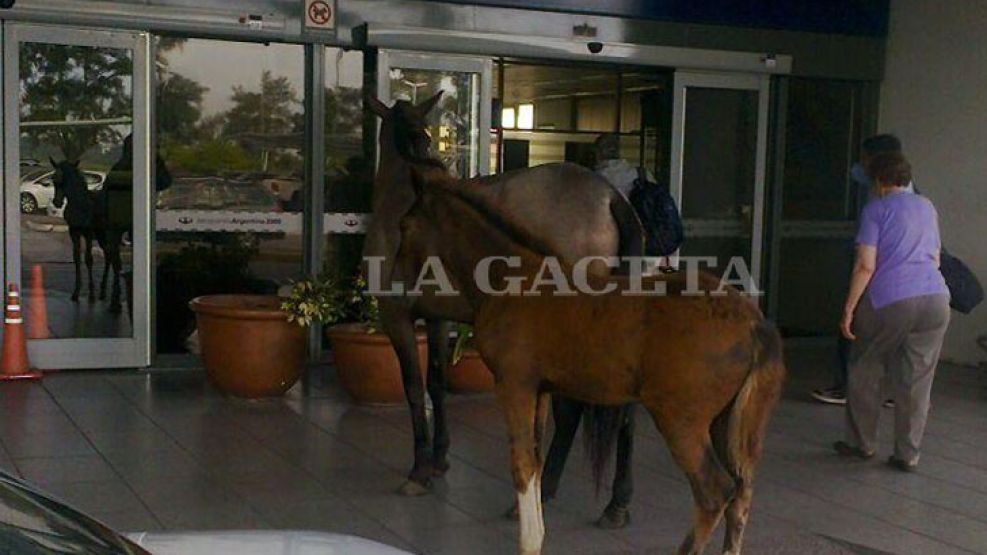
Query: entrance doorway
[[2, 24, 152, 369], [671, 71, 770, 290]]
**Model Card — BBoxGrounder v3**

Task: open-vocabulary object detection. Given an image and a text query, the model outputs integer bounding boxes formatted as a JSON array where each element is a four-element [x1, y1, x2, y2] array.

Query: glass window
[[322, 47, 367, 281], [783, 78, 861, 220], [17, 41, 135, 339], [493, 62, 671, 178], [387, 67, 480, 178], [154, 38, 305, 353]]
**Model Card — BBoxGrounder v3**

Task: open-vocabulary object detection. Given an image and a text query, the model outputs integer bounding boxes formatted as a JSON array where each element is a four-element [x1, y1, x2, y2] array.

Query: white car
[[0, 469, 411, 555], [19, 166, 106, 214]]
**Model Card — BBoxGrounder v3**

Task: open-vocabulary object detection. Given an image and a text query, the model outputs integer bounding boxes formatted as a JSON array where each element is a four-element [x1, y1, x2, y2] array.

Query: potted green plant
[[448, 324, 495, 393], [283, 275, 427, 405]]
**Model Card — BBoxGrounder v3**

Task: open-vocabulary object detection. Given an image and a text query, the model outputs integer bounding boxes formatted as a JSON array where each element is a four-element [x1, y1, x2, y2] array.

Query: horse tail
[[582, 403, 630, 496], [724, 319, 786, 485], [609, 193, 646, 260]]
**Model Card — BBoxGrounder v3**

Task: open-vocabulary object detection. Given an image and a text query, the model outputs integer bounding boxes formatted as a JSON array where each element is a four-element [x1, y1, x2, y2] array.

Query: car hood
[[125, 530, 411, 555]]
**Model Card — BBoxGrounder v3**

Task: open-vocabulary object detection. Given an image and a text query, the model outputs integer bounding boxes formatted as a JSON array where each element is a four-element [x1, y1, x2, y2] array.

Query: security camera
[[0, 0, 15, 9], [587, 41, 604, 54]]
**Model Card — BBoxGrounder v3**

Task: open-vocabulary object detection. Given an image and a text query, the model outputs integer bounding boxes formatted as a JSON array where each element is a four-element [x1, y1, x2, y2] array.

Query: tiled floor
[[2, 345, 987, 554]]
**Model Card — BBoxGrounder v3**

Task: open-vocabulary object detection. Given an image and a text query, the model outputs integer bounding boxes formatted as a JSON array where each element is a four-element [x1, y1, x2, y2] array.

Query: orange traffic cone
[[27, 265, 50, 340], [1, 284, 43, 381]]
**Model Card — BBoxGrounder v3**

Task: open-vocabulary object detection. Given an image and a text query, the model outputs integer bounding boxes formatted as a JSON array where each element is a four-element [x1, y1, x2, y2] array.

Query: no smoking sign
[[304, 0, 336, 31]]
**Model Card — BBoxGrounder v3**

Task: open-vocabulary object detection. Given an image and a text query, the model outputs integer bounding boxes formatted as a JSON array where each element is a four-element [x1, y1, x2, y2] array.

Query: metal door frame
[[669, 70, 771, 291], [3, 23, 151, 369], [377, 49, 493, 177]]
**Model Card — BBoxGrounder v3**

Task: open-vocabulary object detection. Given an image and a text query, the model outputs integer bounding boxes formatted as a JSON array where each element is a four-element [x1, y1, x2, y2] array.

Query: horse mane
[[411, 164, 556, 259]]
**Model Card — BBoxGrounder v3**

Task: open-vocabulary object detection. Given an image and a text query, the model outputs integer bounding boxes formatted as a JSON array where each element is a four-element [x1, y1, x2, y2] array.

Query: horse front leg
[[497, 382, 545, 555], [380, 306, 433, 496], [69, 231, 82, 302], [426, 319, 451, 475], [84, 234, 96, 302], [99, 240, 110, 301], [107, 237, 123, 314]]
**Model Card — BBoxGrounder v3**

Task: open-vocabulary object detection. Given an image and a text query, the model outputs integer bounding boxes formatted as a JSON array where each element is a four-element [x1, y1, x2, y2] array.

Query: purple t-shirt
[[856, 191, 949, 309]]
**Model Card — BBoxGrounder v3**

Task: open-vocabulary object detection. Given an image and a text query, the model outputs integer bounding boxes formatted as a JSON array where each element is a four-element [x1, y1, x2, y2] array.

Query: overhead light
[[501, 107, 516, 129], [517, 104, 534, 130]]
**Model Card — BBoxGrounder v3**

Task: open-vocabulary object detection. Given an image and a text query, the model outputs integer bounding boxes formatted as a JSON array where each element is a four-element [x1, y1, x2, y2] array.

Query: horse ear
[[416, 91, 443, 116], [365, 94, 390, 118]]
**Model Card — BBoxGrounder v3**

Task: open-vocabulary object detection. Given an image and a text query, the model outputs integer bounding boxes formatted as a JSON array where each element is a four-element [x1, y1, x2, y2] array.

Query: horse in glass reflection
[[50, 158, 121, 308]]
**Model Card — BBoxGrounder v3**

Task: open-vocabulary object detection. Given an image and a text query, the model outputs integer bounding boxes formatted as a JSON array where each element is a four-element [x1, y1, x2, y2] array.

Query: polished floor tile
[[1, 346, 985, 554]]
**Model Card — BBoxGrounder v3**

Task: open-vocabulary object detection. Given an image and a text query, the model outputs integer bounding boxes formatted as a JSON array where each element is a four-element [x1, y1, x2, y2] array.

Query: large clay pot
[[327, 323, 427, 405], [449, 349, 495, 393], [189, 295, 306, 398]]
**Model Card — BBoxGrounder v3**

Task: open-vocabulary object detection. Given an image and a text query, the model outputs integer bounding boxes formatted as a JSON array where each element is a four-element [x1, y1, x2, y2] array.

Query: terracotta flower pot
[[449, 349, 495, 393], [189, 295, 306, 398], [327, 323, 428, 405]]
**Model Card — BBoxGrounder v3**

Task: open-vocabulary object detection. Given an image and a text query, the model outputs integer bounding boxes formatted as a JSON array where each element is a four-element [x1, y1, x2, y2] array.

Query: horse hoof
[[594, 505, 630, 529], [397, 479, 430, 497]]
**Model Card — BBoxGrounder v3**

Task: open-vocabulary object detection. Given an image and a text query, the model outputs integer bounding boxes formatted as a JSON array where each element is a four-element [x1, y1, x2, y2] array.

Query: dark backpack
[[940, 249, 983, 314], [628, 167, 684, 257], [911, 186, 982, 314]]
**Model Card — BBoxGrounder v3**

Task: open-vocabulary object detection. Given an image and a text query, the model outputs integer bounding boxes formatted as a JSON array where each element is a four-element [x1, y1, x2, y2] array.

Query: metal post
[[303, 43, 326, 360], [764, 76, 788, 321]]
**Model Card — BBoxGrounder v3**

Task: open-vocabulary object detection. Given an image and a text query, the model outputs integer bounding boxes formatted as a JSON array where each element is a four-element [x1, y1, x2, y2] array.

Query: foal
[[397, 172, 785, 555]]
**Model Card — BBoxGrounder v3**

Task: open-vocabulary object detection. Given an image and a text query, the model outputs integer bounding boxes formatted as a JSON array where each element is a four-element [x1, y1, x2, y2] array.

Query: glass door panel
[[378, 51, 492, 178], [671, 71, 769, 291], [3, 25, 150, 368]]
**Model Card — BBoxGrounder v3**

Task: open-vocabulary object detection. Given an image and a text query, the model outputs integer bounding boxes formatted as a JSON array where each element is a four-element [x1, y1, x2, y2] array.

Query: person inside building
[[593, 133, 654, 198], [833, 152, 950, 471], [812, 134, 910, 405]]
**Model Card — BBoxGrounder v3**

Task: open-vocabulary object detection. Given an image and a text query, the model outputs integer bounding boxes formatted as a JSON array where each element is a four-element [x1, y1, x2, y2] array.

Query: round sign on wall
[[304, 0, 335, 30]]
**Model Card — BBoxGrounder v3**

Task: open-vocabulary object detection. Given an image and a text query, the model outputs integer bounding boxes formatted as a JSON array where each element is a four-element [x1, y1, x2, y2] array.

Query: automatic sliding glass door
[[3, 24, 151, 369], [670, 71, 770, 293], [377, 50, 492, 178]]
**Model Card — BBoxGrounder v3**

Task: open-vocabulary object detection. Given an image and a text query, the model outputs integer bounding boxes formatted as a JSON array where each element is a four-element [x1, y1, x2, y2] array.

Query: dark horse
[[364, 93, 645, 501], [50, 158, 120, 306], [397, 168, 786, 555]]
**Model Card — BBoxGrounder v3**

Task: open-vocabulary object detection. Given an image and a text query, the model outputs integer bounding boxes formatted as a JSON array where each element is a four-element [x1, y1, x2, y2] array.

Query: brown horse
[[395, 168, 785, 555], [364, 93, 645, 497]]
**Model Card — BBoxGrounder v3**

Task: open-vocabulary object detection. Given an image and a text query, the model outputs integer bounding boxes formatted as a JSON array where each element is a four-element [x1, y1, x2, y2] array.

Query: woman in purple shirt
[[834, 152, 950, 471]]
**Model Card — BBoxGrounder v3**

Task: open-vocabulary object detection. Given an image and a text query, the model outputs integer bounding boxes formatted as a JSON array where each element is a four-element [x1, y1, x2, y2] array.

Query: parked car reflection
[[156, 177, 282, 212], [0, 469, 410, 555], [19, 167, 106, 214]]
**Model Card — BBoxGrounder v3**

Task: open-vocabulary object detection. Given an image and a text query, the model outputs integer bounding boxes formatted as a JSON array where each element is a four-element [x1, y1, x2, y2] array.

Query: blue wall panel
[[425, 0, 890, 37]]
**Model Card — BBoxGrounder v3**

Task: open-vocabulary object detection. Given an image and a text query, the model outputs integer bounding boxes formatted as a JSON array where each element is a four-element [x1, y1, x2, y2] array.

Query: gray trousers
[[845, 293, 950, 463]]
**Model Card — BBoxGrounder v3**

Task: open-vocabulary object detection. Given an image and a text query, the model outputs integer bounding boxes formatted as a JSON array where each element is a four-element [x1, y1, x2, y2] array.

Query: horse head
[[49, 157, 84, 209], [367, 91, 443, 164]]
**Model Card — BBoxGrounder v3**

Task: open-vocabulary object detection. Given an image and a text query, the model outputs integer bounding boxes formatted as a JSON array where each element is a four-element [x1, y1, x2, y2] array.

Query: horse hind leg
[[722, 482, 753, 555], [648, 408, 737, 555]]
